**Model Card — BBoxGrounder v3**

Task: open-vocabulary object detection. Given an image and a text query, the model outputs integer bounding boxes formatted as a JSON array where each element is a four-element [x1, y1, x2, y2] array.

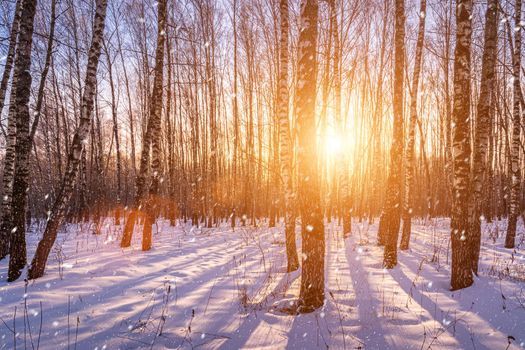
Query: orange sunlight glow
[[325, 126, 343, 156]]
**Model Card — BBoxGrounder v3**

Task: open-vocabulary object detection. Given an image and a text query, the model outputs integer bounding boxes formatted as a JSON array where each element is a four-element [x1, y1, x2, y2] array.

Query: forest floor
[[0, 217, 524, 349]]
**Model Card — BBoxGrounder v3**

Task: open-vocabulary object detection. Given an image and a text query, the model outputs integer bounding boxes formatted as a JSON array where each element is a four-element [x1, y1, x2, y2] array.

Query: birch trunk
[[231, 0, 239, 230], [0, 0, 22, 115], [469, 0, 498, 272], [506, 0, 522, 249], [277, 0, 299, 273], [102, 40, 122, 225], [143, 0, 167, 250], [121, 0, 167, 250], [28, 0, 108, 280], [331, 0, 349, 237], [0, 0, 23, 259], [450, 0, 474, 290], [383, 0, 405, 268], [8, 0, 57, 274], [400, 0, 426, 250], [296, 0, 324, 313], [6, 0, 38, 281]]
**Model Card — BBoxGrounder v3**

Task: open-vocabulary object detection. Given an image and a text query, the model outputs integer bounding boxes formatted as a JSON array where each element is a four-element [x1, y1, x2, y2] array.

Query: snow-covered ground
[[0, 217, 524, 349]]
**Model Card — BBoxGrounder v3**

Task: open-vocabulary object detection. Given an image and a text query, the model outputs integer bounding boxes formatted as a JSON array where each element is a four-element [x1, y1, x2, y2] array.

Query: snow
[[0, 217, 524, 349]]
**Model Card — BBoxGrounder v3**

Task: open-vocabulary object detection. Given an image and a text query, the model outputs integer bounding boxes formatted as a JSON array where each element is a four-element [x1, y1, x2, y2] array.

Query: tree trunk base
[[505, 215, 517, 249], [121, 210, 137, 248]]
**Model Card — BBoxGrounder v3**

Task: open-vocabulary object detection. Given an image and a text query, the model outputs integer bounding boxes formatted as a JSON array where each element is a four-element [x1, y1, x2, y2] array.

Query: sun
[[324, 127, 343, 155]]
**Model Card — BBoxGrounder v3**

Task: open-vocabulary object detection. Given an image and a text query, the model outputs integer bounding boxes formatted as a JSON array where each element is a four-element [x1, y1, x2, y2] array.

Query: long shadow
[[284, 226, 333, 350], [283, 228, 354, 350], [388, 265, 513, 350], [90, 247, 272, 349], [284, 226, 389, 349], [0, 225, 273, 349], [344, 238, 391, 349], [216, 271, 300, 349], [215, 224, 303, 349], [8, 245, 266, 350], [395, 238, 525, 344]]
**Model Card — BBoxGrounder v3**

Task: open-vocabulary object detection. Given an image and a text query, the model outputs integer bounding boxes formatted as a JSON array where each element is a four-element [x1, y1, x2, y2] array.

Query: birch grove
[[0, 0, 524, 316]]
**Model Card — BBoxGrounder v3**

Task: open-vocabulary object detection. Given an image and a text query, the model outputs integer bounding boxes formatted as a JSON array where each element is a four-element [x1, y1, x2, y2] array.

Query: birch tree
[[28, 0, 108, 280], [383, 0, 405, 269], [102, 39, 123, 225], [277, 0, 299, 272], [5, 0, 38, 281], [505, 0, 521, 249], [469, 0, 498, 273], [0, 0, 21, 115], [296, 0, 324, 313], [331, 0, 350, 237], [0, 0, 22, 259], [8, 0, 57, 279], [450, 0, 473, 290], [143, 0, 167, 250], [121, 0, 167, 250], [400, 0, 426, 250]]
